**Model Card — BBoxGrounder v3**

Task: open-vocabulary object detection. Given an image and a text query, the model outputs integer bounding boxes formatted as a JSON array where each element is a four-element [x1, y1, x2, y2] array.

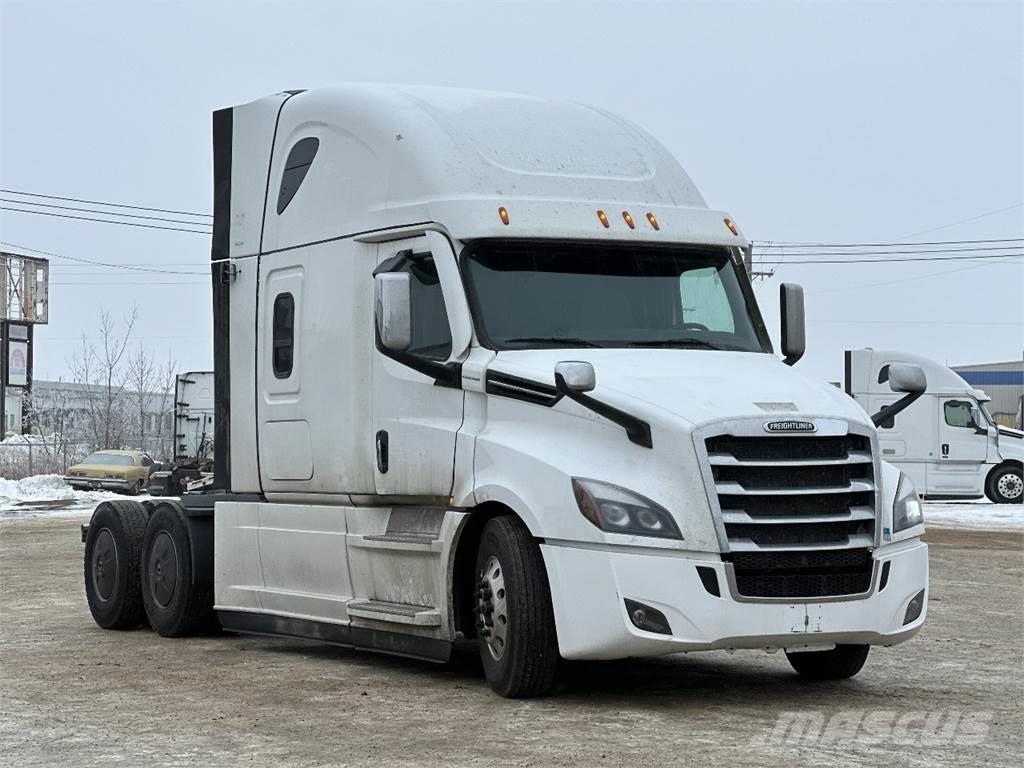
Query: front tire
[[83, 500, 149, 629], [474, 516, 559, 698], [141, 503, 217, 636], [786, 644, 870, 680], [986, 465, 1023, 504]]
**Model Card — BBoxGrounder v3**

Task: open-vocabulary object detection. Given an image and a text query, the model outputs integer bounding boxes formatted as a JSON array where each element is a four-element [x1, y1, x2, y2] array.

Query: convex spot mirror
[[374, 272, 411, 352], [887, 363, 927, 395], [780, 283, 805, 366], [555, 361, 596, 393]]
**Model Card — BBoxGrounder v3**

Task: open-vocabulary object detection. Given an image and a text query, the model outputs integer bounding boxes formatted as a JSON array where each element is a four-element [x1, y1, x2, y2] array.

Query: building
[[7, 379, 175, 457], [952, 359, 1024, 429]]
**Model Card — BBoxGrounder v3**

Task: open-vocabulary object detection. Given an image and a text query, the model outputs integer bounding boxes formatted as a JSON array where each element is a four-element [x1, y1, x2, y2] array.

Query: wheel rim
[[91, 528, 118, 601], [476, 555, 508, 661], [998, 472, 1023, 500], [149, 531, 179, 608]]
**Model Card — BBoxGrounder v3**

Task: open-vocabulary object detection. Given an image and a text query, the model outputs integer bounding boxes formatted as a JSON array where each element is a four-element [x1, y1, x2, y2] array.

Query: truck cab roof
[[224, 83, 748, 258]]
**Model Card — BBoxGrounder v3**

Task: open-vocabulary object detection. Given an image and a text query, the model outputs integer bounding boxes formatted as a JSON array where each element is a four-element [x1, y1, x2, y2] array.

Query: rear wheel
[[141, 503, 216, 636], [786, 644, 870, 680], [986, 465, 1023, 504], [83, 500, 149, 629], [474, 516, 559, 698]]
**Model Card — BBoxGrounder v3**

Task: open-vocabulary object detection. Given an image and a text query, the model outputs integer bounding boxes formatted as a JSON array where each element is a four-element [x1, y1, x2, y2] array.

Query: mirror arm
[[783, 351, 802, 367], [374, 330, 462, 389], [871, 391, 924, 428], [554, 374, 653, 449]]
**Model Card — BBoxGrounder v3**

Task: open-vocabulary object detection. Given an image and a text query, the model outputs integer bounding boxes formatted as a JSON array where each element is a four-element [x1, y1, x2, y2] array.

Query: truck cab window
[[944, 400, 974, 428], [680, 267, 735, 332], [272, 293, 295, 378], [276, 137, 319, 214], [403, 255, 452, 361], [463, 241, 769, 352]]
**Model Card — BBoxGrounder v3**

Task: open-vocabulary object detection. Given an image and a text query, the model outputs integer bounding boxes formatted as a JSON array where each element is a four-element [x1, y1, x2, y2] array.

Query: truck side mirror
[[374, 273, 411, 351], [970, 407, 989, 433], [887, 363, 927, 395], [780, 283, 805, 366], [554, 361, 596, 393], [871, 363, 927, 428]]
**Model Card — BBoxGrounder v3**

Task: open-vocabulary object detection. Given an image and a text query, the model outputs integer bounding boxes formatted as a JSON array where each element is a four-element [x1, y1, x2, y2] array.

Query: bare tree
[[126, 341, 156, 452], [153, 351, 177, 460], [68, 305, 139, 450]]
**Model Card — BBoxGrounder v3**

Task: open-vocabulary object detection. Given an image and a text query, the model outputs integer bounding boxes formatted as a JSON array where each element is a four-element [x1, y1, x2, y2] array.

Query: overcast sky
[[1, 0, 1021, 385]]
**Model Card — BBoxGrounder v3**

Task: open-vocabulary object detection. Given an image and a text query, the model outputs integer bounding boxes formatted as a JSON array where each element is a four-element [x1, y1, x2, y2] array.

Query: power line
[[0, 198, 212, 227], [753, 237, 1023, 249], [757, 253, 1024, 265], [890, 202, 1023, 241], [0, 206, 211, 234], [0, 188, 213, 218], [0, 240, 207, 276]]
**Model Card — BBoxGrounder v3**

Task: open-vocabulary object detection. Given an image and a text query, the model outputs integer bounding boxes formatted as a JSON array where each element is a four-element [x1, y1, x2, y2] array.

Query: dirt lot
[[1, 517, 1021, 767]]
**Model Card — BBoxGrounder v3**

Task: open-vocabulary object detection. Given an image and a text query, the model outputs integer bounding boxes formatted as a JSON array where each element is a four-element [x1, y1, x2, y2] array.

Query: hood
[[490, 349, 870, 427]]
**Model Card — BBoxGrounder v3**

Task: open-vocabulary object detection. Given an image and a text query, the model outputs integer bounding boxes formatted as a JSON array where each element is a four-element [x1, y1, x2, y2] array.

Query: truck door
[[371, 234, 470, 499], [930, 397, 987, 495]]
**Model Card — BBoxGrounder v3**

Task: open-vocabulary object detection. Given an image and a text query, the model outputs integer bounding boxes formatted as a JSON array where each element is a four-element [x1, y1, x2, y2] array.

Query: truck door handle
[[376, 430, 389, 474], [941, 443, 949, 457]]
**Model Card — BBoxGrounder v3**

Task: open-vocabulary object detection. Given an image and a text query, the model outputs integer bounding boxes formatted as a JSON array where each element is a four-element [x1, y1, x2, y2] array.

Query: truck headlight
[[571, 478, 682, 539], [893, 473, 924, 533]]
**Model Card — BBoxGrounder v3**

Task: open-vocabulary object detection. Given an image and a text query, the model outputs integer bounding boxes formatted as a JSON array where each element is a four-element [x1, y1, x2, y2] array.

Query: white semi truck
[[846, 349, 1023, 504], [147, 371, 215, 496], [81, 84, 930, 697]]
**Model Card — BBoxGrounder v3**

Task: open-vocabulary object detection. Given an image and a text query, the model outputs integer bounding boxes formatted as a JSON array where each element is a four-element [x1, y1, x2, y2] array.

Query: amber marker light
[[646, 212, 660, 231], [724, 217, 739, 236], [597, 209, 610, 228], [622, 211, 635, 229], [498, 206, 510, 225]]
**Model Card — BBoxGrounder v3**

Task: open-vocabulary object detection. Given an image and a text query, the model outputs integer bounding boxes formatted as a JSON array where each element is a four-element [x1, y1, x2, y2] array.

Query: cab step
[[347, 599, 441, 627]]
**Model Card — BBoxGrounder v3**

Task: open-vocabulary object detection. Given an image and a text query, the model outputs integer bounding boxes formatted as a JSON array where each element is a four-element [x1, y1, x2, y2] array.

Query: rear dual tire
[[83, 501, 149, 629], [140, 504, 218, 636]]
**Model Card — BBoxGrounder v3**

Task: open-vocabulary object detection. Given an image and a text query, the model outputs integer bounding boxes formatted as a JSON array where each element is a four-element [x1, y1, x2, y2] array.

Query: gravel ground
[[1, 517, 1021, 767]]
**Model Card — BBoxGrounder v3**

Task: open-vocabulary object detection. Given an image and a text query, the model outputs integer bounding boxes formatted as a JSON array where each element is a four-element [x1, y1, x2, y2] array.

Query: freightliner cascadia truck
[[81, 84, 930, 698]]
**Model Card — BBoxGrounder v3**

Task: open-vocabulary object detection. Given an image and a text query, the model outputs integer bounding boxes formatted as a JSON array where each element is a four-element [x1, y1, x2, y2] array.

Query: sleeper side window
[[276, 137, 319, 214], [272, 293, 295, 378], [402, 255, 452, 361]]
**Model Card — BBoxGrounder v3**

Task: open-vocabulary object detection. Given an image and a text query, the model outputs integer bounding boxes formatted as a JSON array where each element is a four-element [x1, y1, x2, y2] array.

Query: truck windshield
[[463, 240, 771, 352]]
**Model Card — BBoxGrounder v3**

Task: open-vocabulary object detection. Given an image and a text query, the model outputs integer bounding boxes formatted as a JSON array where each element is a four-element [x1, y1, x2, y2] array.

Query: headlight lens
[[572, 478, 682, 539], [893, 473, 924, 533]]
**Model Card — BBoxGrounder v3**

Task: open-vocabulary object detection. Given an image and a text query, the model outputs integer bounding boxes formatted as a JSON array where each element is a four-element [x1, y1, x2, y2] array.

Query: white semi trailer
[[846, 349, 1024, 504], [82, 84, 930, 697]]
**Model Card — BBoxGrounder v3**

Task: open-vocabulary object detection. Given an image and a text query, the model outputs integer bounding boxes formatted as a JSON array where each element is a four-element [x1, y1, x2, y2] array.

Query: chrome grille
[[704, 430, 877, 598]]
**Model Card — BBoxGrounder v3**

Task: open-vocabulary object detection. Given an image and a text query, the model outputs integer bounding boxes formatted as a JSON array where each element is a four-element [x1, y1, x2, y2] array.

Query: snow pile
[[0, 474, 121, 518], [924, 500, 1024, 530]]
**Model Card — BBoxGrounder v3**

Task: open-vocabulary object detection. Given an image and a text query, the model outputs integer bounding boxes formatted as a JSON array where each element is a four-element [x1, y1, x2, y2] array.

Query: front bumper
[[542, 539, 928, 660], [64, 476, 130, 490]]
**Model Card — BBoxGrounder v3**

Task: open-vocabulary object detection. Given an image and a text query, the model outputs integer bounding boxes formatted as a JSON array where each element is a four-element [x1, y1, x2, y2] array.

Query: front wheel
[[474, 516, 560, 698], [786, 644, 870, 680], [986, 465, 1023, 504]]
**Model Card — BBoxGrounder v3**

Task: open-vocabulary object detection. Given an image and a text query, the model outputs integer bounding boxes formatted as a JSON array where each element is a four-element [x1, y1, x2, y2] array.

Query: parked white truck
[[148, 371, 215, 496], [81, 84, 930, 697], [846, 349, 1024, 504]]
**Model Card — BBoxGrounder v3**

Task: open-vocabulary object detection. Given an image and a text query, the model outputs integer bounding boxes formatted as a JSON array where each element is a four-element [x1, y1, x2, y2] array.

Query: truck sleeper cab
[[846, 348, 1023, 504], [82, 84, 929, 697]]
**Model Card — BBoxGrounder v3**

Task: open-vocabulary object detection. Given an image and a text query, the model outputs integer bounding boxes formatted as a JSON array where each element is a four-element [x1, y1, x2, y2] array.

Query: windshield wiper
[[503, 336, 605, 348], [626, 338, 728, 350]]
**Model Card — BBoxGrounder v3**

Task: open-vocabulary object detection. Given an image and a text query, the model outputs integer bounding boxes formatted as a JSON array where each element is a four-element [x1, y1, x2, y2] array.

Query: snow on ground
[[922, 499, 1024, 530], [0, 475, 1020, 529], [0, 475, 123, 519]]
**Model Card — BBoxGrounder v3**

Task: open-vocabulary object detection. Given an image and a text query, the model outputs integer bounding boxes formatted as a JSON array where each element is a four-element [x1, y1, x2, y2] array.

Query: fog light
[[903, 589, 925, 625], [624, 598, 672, 635]]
